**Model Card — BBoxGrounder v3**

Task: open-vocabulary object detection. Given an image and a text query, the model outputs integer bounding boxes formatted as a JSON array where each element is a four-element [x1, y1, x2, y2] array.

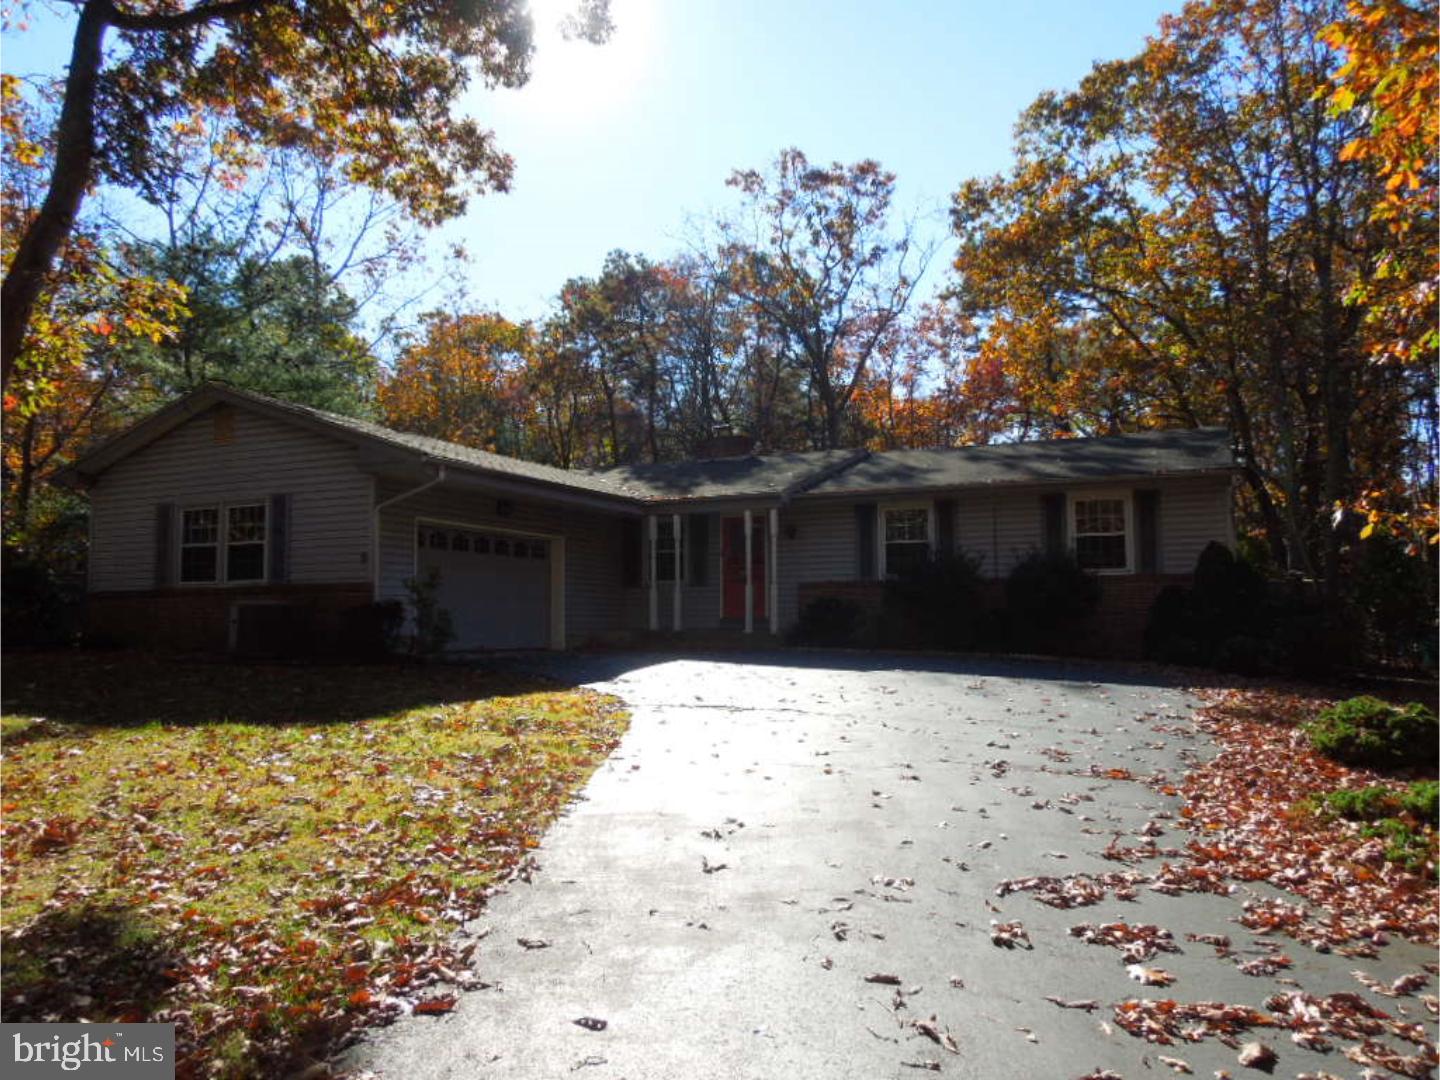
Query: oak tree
[[1, 0, 610, 390]]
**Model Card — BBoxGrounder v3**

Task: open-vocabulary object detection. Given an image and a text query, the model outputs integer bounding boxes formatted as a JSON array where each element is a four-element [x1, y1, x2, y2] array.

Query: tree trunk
[[0, 0, 111, 388]]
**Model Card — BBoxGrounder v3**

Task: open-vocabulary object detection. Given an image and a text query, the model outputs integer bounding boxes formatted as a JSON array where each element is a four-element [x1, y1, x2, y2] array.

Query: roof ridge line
[[780, 446, 872, 502]]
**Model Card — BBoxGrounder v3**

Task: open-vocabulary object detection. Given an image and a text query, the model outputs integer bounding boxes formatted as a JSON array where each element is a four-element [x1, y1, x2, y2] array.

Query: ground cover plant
[[0, 652, 628, 1077], [1302, 695, 1438, 769]]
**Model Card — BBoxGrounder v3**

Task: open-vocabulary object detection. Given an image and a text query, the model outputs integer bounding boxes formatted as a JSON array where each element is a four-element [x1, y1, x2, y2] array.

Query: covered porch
[[640, 505, 781, 636]]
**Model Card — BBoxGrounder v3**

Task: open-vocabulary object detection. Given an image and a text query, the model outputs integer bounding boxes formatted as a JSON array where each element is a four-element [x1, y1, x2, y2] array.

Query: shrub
[[1302, 780, 1438, 876], [1360, 817, 1434, 875], [1401, 781, 1440, 826], [789, 596, 865, 647], [340, 601, 405, 660], [883, 551, 985, 650], [1145, 543, 1268, 668], [1, 546, 83, 647], [1302, 696, 1438, 769], [1004, 551, 1099, 652], [1266, 586, 1359, 678], [1346, 533, 1439, 671], [1317, 785, 1402, 821], [1213, 635, 1271, 676], [403, 570, 455, 658]]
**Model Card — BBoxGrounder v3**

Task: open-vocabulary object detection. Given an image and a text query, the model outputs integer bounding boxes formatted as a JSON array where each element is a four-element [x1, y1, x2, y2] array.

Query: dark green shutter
[[1135, 489, 1159, 574], [1042, 493, 1066, 556], [621, 519, 642, 586], [935, 498, 955, 557], [268, 494, 291, 583], [688, 513, 710, 586], [855, 502, 877, 580], [154, 503, 175, 588]]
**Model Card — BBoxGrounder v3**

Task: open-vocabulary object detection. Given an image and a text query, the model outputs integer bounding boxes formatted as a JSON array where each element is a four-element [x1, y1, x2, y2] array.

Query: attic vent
[[213, 405, 235, 445]]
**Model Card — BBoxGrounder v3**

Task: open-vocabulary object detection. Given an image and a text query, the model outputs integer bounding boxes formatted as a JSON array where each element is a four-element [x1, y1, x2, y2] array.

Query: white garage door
[[416, 525, 551, 650]]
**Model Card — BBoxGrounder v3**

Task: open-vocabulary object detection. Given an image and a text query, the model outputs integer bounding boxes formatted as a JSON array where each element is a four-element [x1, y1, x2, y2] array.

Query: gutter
[[371, 462, 446, 599]]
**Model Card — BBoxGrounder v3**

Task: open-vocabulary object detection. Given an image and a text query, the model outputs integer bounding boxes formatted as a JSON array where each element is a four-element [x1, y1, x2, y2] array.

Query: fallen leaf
[[1044, 996, 1100, 1012], [1158, 1055, 1193, 1074], [990, 919, 1033, 949], [911, 1014, 960, 1054], [1236, 1041, 1276, 1072], [1128, 964, 1177, 987]]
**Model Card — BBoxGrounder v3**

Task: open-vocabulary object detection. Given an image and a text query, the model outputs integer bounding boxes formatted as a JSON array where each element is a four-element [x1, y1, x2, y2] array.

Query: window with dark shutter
[[688, 514, 710, 586], [621, 519, 642, 586], [855, 502, 877, 580], [154, 503, 175, 588], [935, 498, 955, 556], [268, 494, 290, 583], [1042, 493, 1066, 556], [1135, 489, 1159, 574]]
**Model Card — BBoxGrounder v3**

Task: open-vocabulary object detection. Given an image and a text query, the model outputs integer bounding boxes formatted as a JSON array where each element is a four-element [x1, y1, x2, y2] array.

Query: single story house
[[56, 383, 1236, 656]]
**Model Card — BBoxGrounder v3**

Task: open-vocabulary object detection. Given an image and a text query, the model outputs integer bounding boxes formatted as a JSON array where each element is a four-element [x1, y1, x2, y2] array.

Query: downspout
[[371, 462, 446, 600]]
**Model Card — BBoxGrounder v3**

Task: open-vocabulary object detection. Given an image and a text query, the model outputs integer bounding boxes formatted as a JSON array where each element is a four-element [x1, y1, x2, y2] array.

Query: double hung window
[[179, 503, 267, 584], [882, 506, 931, 579], [1072, 497, 1129, 571]]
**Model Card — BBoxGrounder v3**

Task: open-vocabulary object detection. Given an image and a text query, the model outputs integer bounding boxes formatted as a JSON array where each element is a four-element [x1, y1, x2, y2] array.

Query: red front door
[[721, 516, 766, 620]]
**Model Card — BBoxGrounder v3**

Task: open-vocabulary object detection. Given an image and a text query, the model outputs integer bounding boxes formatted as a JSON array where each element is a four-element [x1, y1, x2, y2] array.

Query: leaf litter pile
[[1178, 688, 1436, 946], [1061, 686, 1438, 1079], [0, 653, 629, 1077]]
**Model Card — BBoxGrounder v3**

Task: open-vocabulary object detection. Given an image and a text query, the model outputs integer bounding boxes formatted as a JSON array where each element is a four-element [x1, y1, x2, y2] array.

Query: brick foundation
[[84, 583, 374, 655], [797, 575, 1187, 660]]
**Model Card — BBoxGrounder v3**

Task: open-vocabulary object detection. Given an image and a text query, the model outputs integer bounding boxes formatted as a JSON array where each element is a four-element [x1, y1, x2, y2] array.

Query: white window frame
[[1069, 491, 1134, 575], [652, 517, 682, 584], [178, 501, 269, 585], [879, 502, 934, 580]]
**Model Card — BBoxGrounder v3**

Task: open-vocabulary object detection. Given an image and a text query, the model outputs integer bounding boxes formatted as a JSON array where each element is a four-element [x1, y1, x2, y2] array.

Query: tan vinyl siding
[[953, 492, 1043, 578], [951, 478, 1233, 579], [375, 481, 625, 645], [777, 502, 858, 627], [88, 407, 372, 592], [1157, 476, 1233, 574]]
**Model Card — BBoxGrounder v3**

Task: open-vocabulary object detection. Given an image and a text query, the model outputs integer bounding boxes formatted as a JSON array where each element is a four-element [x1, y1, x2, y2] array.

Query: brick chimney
[[695, 423, 755, 459]]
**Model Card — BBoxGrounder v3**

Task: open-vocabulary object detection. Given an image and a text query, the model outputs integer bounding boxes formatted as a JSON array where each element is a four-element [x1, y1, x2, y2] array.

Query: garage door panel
[[416, 527, 550, 650]]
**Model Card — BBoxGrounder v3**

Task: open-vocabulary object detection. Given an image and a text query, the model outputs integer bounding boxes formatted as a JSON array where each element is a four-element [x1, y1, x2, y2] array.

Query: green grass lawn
[[0, 651, 628, 1078]]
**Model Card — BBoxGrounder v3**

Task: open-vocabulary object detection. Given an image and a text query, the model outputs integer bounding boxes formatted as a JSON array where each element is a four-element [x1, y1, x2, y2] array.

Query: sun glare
[[522, 0, 654, 119]]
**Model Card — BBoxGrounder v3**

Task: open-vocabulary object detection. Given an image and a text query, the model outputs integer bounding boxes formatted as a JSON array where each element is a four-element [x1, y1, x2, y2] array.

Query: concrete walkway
[[341, 653, 1435, 1079]]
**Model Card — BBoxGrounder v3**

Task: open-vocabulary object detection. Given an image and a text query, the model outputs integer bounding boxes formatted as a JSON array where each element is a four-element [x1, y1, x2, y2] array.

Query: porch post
[[647, 514, 658, 631], [672, 512, 683, 632], [768, 507, 779, 636], [743, 508, 754, 634]]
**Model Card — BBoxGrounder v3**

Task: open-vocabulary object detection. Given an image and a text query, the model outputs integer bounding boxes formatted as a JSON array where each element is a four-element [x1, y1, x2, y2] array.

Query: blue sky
[[3, 0, 1179, 321]]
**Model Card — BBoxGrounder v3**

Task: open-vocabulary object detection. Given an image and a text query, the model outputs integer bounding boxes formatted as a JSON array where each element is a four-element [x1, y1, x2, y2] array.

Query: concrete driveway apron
[[341, 653, 1436, 1080]]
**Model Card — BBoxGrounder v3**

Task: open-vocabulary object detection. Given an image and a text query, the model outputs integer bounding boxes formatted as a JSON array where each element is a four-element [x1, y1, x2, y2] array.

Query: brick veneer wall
[[796, 575, 1187, 659], [85, 582, 374, 655]]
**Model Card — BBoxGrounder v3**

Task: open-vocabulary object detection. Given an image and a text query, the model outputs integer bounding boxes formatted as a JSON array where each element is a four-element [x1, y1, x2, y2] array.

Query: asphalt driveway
[[341, 653, 1435, 1079]]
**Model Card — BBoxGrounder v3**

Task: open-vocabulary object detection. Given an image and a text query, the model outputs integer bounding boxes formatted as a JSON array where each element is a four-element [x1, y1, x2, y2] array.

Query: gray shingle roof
[[591, 449, 864, 501], [803, 427, 1233, 497], [59, 384, 1233, 506], [193, 386, 649, 499]]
